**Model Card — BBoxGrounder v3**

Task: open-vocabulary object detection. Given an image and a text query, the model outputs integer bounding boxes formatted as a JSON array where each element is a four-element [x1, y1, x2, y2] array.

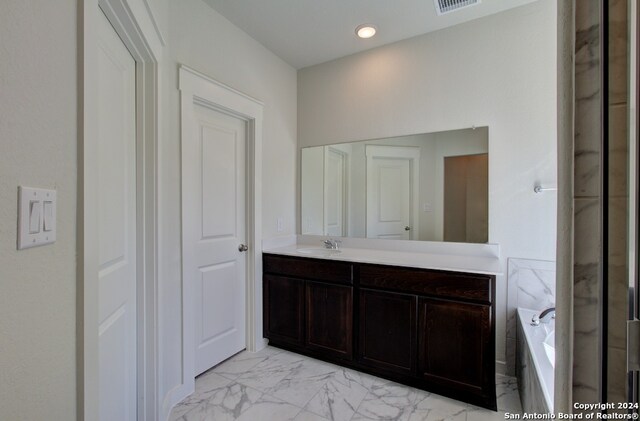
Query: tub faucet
[[531, 307, 555, 326], [322, 239, 341, 249]]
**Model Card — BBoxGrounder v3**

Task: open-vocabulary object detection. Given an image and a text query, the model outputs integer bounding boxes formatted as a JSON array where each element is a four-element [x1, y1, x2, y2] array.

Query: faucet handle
[[322, 238, 341, 249], [530, 315, 540, 326], [531, 307, 555, 326]]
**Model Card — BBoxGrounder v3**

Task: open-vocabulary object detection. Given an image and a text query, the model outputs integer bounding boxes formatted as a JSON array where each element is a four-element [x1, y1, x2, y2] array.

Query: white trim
[[365, 145, 421, 240], [180, 66, 265, 107], [177, 65, 264, 405], [365, 145, 422, 160], [324, 146, 349, 237], [80, 0, 162, 419], [141, 0, 167, 47]]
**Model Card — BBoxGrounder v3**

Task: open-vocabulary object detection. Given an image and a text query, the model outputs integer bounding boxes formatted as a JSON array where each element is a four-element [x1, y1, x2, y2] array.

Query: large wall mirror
[[301, 127, 489, 243]]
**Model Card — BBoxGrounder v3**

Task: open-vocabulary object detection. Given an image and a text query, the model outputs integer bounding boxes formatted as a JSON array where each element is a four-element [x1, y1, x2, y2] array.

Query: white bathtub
[[517, 307, 555, 413]]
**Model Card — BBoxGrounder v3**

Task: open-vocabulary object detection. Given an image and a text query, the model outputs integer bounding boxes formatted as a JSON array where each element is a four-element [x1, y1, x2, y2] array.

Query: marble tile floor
[[170, 346, 523, 421]]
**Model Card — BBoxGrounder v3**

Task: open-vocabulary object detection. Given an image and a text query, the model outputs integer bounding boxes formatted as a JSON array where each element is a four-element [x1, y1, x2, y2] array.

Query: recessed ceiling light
[[355, 24, 377, 39]]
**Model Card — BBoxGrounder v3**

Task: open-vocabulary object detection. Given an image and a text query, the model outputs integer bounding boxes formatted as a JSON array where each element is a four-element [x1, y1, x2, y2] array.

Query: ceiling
[[202, 0, 540, 69]]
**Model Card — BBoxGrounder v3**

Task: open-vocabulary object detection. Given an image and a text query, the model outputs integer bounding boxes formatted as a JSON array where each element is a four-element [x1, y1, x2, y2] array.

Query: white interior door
[[184, 103, 247, 376], [96, 10, 137, 421], [324, 147, 347, 236], [366, 146, 419, 240]]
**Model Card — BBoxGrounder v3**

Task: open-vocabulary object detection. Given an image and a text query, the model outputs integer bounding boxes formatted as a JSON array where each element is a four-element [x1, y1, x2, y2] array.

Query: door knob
[[238, 244, 248, 252], [404, 226, 410, 231]]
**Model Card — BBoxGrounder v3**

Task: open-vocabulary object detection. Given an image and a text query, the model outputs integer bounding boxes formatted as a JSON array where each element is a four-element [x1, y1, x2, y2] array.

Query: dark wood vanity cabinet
[[417, 298, 491, 394], [262, 254, 354, 359], [263, 274, 304, 346], [359, 288, 416, 376], [262, 253, 496, 410], [306, 281, 353, 359]]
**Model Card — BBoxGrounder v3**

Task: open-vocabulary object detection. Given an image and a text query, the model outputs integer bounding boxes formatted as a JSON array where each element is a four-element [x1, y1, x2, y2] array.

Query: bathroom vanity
[[262, 249, 497, 410]]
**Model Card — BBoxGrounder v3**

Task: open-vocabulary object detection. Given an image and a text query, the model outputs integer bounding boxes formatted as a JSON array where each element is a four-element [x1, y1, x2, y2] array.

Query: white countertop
[[263, 243, 503, 275]]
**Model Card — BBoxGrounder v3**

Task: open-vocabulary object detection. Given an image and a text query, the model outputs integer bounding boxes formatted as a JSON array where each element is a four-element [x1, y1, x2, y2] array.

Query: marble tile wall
[[606, 0, 629, 405], [573, 0, 603, 407], [506, 258, 556, 376], [572, 0, 630, 408]]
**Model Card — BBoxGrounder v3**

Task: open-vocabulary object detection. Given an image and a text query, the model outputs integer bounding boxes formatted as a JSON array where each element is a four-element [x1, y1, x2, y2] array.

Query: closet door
[[97, 9, 137, 421]]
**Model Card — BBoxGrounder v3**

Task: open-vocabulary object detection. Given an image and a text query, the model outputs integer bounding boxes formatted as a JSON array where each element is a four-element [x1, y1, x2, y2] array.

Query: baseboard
[[160, 383, 193, 421], [254, 337, 269, 352]]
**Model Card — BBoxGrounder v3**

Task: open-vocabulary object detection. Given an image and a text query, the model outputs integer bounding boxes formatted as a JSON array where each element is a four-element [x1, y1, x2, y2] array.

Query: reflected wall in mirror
[[301, 127, 488, 243]]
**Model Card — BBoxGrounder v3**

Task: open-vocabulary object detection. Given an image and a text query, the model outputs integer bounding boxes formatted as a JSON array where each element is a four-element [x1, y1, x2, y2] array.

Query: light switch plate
[[18, 186, 57, 249]]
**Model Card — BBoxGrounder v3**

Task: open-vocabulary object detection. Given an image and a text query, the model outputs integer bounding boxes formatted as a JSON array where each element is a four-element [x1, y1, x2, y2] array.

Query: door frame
[[365, 145, 420, 240], [178, 65, 264, 400], [324, 146, 349, 236], [80, 0, 162, 419]]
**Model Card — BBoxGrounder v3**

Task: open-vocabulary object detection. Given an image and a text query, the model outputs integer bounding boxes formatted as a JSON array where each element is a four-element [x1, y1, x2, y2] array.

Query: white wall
[[298, 0, 558, 370], [158, 0, 297, 416], [0, 1, 77, 419]]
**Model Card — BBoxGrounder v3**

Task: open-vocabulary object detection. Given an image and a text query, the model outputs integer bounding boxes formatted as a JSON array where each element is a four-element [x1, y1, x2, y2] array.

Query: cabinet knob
[[238, 244, 248, 252], [404, 226, 411, 231]]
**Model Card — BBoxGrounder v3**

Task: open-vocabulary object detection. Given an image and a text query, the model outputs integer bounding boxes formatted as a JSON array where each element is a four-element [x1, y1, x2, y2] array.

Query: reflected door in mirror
[[366, 146, 419, 240], [443, 153, 488, 243], [324, 147, 347, 236], [300, 127, 489, 243]]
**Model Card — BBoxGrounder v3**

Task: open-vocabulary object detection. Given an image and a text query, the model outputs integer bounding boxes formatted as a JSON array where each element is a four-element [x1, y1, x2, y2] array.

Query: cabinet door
[[418, 298, 492, 394], [305, 282, 353, 359], [264, 275, 304, 346], [358, 289, 416, 375]]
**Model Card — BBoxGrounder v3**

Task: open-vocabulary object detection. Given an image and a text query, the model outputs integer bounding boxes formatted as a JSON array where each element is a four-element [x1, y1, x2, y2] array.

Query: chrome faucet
[[531, 307, 555, 326], [322, 238, 341, 249]]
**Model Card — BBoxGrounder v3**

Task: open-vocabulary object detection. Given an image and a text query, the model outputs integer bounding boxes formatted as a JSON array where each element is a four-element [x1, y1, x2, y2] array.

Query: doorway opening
[[80, 0, 160, 418], [176, 65, 265, 406]]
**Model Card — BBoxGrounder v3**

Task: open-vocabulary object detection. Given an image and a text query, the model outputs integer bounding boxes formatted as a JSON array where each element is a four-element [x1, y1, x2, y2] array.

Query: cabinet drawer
[[263, 254, 353, 284], [360, 264, 492, 304]]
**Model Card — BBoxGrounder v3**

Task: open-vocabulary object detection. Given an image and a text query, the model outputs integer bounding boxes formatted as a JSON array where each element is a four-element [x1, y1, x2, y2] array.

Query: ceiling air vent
[[433, 0, 481, 15]]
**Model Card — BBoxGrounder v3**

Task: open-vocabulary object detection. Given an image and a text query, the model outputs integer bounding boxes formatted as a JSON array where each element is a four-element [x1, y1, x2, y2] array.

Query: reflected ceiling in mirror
[[301, 127, 489, 243]]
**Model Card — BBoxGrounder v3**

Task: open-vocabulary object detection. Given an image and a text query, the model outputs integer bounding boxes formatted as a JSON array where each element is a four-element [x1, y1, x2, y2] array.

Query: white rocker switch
[[18, 186, 57, 249], [43, 201, 54, 232], [29, 200, 41, 233]]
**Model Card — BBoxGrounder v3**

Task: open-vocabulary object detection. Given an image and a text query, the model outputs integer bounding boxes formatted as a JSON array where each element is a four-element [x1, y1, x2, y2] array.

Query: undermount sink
[[296, 248, 342, 256]]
